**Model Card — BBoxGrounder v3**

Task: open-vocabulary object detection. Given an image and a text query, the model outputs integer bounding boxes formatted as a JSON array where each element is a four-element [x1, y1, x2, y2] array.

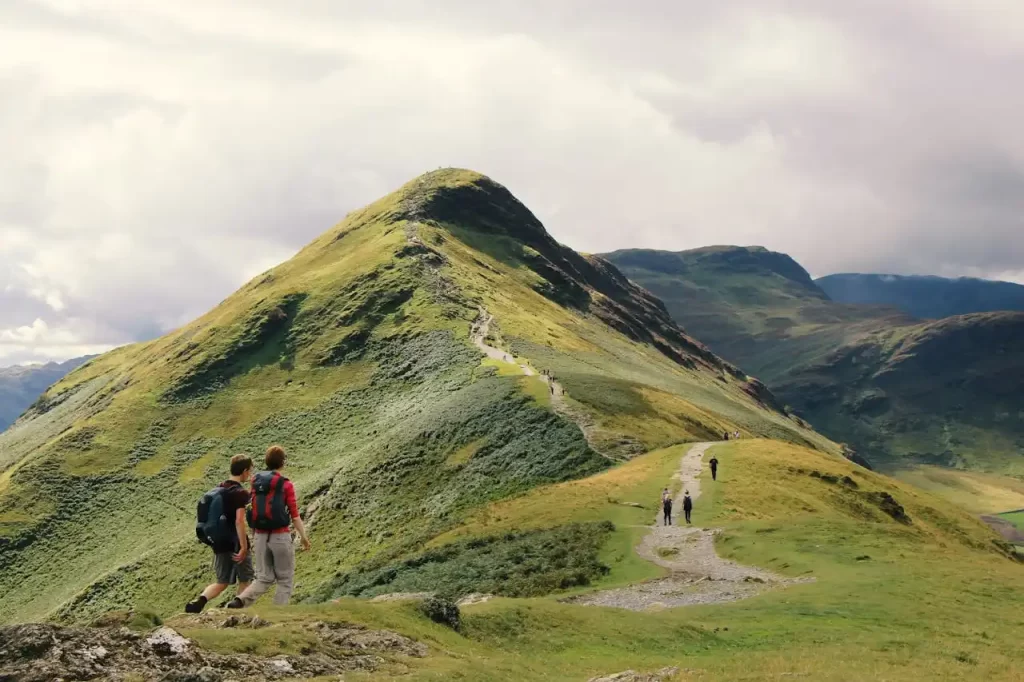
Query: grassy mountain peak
[[0, 171, 828, 624]]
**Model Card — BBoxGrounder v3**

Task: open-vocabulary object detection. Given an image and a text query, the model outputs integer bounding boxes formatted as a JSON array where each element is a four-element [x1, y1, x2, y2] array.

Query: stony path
[[570, 443, 813, 611], [471, 309, 536, 377], [471, 308, 616, 460]]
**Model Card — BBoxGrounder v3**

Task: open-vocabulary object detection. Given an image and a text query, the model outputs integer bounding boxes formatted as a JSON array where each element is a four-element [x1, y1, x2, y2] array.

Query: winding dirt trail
[[571, 443, 813, 611], [471, 308, 614, 460], [471, 309, 537, 377]]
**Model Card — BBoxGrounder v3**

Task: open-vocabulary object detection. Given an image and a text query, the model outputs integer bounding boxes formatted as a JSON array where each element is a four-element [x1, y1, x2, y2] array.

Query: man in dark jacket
[[683, 490, 693, 524], [709, 456, 719, 481]]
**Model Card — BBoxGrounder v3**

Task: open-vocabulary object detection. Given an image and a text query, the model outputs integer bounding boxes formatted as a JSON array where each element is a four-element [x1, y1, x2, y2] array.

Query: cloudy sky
[[2, 1, 1023, 365]]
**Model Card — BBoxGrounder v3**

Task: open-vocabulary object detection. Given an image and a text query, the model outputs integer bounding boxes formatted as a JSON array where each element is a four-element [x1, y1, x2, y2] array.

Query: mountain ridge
[[604, 246, 1024, 475], [0, 356, 95, 433], [817, 272, 1024, 319]]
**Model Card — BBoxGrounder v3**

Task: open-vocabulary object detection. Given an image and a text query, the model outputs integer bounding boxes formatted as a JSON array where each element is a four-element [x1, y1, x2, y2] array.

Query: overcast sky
[[3, 1, 1024, 365]]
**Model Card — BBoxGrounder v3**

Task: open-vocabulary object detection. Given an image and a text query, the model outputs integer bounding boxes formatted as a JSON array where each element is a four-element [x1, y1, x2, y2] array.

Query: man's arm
[[233, 508, 249, 562], [293, 516, 311, 551], [285, 481, 311, 551]]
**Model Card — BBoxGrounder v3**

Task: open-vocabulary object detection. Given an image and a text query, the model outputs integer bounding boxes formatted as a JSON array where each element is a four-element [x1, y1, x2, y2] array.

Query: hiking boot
[[184, 596, 207, 614], [225, 597, 245, 609]]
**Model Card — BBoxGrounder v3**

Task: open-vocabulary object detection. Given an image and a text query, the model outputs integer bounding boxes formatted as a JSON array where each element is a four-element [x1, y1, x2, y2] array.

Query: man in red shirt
[[228, 445, 311, 608], [185, 454, 254, 613]]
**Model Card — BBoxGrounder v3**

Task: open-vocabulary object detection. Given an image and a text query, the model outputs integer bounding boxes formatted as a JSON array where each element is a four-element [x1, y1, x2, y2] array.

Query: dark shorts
[[213, 550, 255, 585]]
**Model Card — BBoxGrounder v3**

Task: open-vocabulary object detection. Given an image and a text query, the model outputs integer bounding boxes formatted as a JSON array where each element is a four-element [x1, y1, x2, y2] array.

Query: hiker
[[709, 456, 719, 481], [227, 445, 311, 608], [186, 454, 255, 613], [661, 488, 673, 526], [550, 384, 555, 396], [723, 431, 729, 441], [683, 490, 693, 524]]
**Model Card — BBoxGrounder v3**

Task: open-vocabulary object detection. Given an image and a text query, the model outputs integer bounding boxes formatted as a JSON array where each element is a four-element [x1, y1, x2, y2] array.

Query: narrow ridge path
[[471, 308, 615, 461], [570, 442, 813, 610]]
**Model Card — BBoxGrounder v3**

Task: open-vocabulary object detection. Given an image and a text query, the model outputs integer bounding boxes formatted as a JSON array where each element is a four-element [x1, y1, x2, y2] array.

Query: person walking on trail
[[723, 431, 729, 441], [186, 454, 255, 613], [227, 446, 311, 609], [661, 488, 673, 526], [683, 490, 693, 524], [709, 456, 719, 481]]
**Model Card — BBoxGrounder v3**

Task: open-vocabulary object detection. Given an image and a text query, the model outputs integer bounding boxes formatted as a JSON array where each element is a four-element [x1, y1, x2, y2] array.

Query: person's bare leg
[[235, 581, 250, 596], [201, 583, 228, 601]]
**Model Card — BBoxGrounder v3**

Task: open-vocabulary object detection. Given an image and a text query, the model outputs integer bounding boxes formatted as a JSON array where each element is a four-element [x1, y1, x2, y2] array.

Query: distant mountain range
[[817, 273, 1024, 319], [605, 247, 1024, 475], [0, 357, 94, 432]]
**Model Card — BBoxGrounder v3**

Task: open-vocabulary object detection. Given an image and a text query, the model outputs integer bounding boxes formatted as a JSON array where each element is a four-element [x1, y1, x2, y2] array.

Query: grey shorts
[[213, 550, 255, 585]]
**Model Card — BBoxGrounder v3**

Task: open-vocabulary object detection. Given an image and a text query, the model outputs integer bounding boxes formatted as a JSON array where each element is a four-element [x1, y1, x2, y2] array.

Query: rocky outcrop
[[588, 667, 681, 682], [0, 617, 427, 682]]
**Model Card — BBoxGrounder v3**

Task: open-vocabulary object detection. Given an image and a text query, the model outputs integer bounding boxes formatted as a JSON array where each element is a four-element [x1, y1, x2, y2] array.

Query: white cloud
[[0, 0, 1022, 365], [0, 319, 52, 344]]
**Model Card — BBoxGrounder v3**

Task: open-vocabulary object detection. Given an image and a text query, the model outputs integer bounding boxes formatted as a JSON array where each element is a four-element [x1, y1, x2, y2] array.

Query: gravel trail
[[570, 443, 813, 610]]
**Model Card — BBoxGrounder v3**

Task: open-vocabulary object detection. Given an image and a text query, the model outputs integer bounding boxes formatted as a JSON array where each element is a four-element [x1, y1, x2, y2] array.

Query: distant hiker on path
[[662, 488, 673, 526], [723, 431, 729, 441], [228, 446, 311, 609], [683, 490, 693, 524], [186, 454, 254, 614], [709, 456, 719, 481]]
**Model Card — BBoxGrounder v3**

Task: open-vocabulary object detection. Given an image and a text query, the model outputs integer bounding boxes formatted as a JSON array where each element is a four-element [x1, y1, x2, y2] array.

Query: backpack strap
[[250, 473, 266, 523]]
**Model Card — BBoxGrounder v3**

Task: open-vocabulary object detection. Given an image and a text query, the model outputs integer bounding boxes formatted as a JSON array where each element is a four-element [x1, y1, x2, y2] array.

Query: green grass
[[891, 466, 1024, 516], [429, 444, 692, 588], [316, 522, 615, 601], [997, 510, 1024, 531]]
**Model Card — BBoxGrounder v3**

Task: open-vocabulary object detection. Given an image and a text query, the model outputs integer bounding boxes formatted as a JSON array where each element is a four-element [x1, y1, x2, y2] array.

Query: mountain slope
[[0, 170, 829, 624], [818, 273, 1024, 319], [605, 247, 1024, 475], [0, 356, 94, 432]]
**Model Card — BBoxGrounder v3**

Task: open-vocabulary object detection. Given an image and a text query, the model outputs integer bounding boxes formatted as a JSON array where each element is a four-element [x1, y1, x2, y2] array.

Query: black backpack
[[247, 472, 291, 531], [196, 485, 234, 551]]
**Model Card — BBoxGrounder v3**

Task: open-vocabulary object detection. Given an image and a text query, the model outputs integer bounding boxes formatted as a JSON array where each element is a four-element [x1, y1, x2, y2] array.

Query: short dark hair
[[265, 445, 286, 470], [230, 454, 253, 476]]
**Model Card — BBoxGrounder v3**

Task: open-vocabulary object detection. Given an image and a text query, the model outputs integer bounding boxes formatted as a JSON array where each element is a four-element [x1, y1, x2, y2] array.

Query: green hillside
[[0, 356, 93, 432], [0, 170, 829, 625], [604, 247, 1024, 477]]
